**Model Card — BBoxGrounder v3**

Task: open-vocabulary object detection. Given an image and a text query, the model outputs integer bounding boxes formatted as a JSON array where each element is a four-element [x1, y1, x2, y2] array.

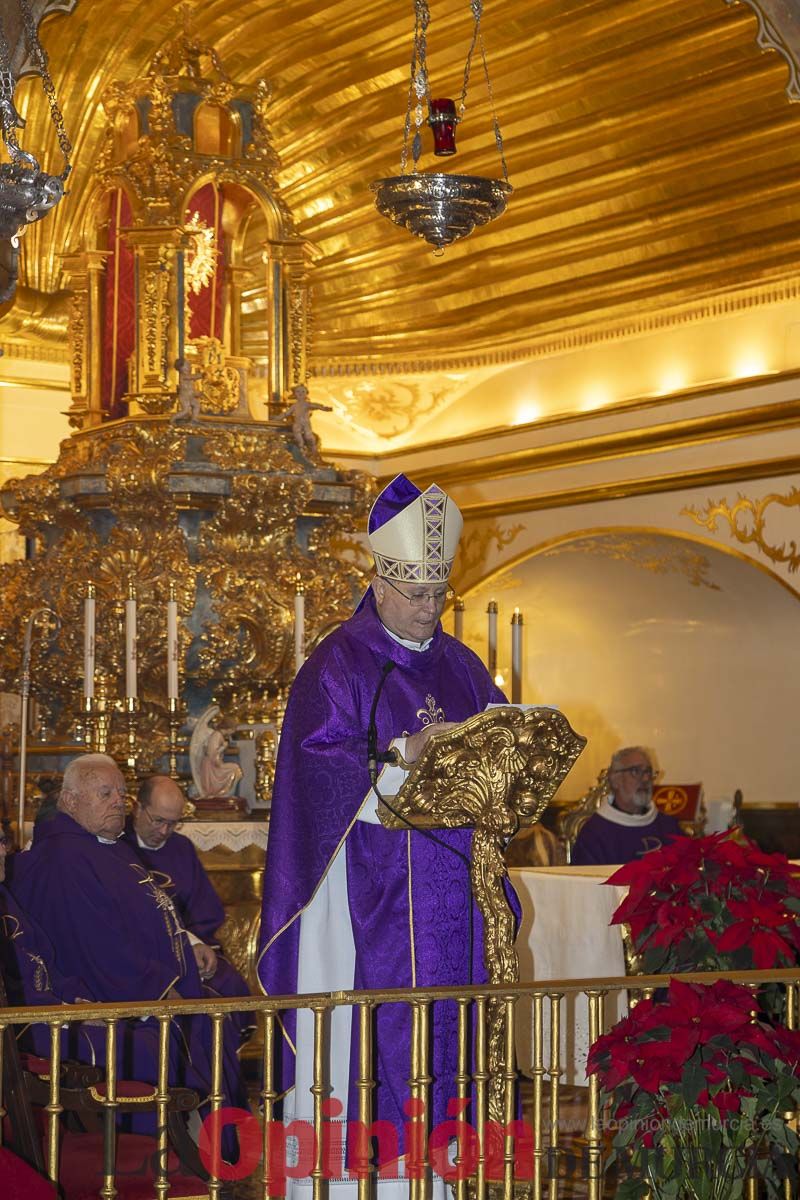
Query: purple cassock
[[258, 588, 516, 1145], [120, 818, 253, 1038], [571, 807, 682, 866], [10, 813, 247, 1130]]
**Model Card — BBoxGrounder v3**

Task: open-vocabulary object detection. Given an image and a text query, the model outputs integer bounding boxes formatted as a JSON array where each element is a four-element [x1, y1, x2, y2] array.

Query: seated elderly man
[[122, 775, 253, 1041], [11, 753, 246, 1126], [572, 745, 682, 866]]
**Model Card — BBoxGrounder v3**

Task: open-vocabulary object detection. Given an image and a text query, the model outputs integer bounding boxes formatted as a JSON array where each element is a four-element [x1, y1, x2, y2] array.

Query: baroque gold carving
[[192, 337, 241, 415], [682, 488, 800, 572], [542, 532, 722, 591], [455, 522, 524, 588], [380, 705, 586, 1121]]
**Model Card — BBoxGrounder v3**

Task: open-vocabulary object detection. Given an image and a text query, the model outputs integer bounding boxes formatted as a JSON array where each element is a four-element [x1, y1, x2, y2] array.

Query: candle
[[167, 582, 179, 701], [453, 596, 464, 642], [125, 582, 137, 701], [487, 600, 498, 675], [511, 608, 523, 704], [294, 575, 305, 675], [83, 583, 96, 700]]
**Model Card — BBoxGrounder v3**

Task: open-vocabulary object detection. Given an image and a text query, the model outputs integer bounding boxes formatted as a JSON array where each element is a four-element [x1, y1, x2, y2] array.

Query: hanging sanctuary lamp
[[371, 0, 511, 252]]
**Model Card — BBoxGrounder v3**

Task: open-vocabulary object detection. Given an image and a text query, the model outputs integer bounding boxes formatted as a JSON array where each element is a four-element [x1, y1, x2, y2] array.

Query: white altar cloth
[[510, 865, 629, 1085]]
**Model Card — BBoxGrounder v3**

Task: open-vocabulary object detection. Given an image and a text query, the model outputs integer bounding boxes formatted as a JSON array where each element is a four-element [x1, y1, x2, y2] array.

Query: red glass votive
[[429, 98, 458, 156]]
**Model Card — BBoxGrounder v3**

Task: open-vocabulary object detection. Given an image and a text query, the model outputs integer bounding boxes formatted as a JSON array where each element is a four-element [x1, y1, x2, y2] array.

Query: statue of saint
[[171, 357, 201, 423], [189, 705, 242, 799]]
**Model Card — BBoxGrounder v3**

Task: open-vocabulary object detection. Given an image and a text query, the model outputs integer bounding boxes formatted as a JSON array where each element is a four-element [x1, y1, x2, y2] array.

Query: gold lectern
[[378, 705, 586, 1120]]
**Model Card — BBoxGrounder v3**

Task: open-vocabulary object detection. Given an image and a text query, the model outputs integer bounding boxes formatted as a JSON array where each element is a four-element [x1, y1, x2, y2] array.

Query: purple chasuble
[[10, 814, 247, 1131], [121, 819, 253, 1036], [258, 591, 517, 1138], [571, 809, 682, 866]]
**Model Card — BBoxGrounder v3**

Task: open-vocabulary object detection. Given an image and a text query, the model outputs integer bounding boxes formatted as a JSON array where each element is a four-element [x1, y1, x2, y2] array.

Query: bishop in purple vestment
[[258, 476, 517, 1160], [121, 775, 253, 1040]]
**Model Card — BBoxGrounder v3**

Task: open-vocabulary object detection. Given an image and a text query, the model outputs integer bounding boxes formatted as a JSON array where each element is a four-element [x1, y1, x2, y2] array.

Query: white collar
[[136, 832, 164, 851], [382, 623, 433, 652], [96, 835, 119, 845], [599, 795, 660, 827]]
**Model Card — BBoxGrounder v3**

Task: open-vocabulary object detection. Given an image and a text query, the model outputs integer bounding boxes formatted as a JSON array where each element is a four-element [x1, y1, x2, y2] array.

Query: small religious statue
[[282, 383, 332, 462], [189, 704, 243, 799], [171, 357, 201, 423]]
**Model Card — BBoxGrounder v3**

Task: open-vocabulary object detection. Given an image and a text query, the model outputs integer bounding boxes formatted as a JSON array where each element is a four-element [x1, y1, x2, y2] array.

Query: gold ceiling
[[7, 0, 800, 377]]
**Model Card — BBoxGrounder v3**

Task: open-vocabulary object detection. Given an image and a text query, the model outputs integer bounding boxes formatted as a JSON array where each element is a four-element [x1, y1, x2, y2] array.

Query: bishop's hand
[[404, 721, 458, 764]]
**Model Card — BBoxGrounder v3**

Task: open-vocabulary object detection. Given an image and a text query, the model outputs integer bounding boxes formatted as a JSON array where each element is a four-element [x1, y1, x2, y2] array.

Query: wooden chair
[[0, 974, 214, 1199]]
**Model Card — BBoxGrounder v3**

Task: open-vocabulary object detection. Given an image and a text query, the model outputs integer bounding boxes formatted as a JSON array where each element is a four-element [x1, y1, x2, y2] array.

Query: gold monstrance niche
[[0, 30, 372, 806]]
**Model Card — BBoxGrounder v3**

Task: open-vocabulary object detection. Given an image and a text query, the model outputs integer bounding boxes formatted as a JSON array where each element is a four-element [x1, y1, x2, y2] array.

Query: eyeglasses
[[611, 764, 655, 781], [141, 807, 183, 833], [379, 577, 455, 608]]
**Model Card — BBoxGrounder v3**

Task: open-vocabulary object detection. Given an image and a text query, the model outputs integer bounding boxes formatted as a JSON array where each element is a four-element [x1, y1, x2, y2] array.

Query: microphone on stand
[[367, 659, 396, 786]]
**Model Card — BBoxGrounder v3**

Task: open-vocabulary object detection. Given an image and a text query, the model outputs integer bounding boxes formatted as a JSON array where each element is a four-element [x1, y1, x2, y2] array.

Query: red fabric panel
[[652, 783, 703, 821], [100, 189, 135, 420], [0, 1146, 56, 1199], [58, 1131, 203, 1200], [185, 182, 225, 343]]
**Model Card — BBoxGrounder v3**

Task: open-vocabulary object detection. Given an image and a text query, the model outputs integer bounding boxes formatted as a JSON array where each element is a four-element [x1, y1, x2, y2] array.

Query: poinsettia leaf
[[782, 895, 800, 913], [682, 1058, 707, 1107], [615, 1120, 637, 1148]]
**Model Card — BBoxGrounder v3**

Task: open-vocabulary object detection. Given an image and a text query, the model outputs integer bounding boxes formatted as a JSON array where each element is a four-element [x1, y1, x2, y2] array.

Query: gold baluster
[[100, 1018, 117, 1200], [502, 994, 517, 1200], [547, 993, 562, 1200], [474, 994, 488, 1200], [585, 990, 605, 1200], [454, 997, 470, 1200], [531, 992, 544, 1200], [311, 1002, 326, 1200], [261, 1009, 278, 1200], [46, 1019, 63, 1186], [154, 1014, 171, 1200], [356, 1001, 374, 1200], [208, 1011, 224, 1200]]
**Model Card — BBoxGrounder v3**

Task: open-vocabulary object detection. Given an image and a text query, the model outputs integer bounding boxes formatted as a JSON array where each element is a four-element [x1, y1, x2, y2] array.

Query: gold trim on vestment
[[406, 831, 416, 988]]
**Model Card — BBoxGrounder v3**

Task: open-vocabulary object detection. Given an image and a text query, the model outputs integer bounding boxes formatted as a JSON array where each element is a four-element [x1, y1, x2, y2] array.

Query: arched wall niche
[[458, 528, 800, 814], [192, 101, 241, 158]]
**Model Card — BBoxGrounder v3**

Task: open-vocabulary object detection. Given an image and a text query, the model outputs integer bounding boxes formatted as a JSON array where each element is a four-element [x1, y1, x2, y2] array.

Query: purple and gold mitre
[[368, 474, 463, 583]]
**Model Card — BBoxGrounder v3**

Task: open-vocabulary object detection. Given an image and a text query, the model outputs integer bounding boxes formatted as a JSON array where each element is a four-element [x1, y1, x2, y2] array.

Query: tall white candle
[[83, 583, 96, 700], [294, 576, 305, 675], [511, 608, 523, 703], [167, 584, 179, 701], [125, 584, 137, 701], [487, 600, 498, 675], [453, 596, 464, 642]]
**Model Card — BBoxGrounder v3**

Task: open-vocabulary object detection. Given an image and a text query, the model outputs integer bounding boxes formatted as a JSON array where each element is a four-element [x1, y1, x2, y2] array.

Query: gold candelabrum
[[0, 27, 374, 790]]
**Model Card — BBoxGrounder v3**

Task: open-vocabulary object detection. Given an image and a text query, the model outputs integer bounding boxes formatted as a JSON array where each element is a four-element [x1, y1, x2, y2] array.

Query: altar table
[[510, 864, 629, 1084]]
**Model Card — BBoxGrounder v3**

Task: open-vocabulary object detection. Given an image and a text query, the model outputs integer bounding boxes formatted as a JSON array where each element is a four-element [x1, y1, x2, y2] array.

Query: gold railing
[[2, 968, 799, 1200]]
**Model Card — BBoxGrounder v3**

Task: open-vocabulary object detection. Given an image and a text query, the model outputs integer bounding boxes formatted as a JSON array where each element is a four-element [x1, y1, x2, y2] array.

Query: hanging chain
[[19, 0, 72, 177], [459, 0, 508, 183], [0, 10, 31, 168], [400, 0, 430, 175]]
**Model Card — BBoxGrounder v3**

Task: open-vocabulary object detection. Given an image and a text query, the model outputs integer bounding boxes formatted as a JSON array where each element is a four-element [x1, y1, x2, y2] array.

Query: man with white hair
[[572, 745, 682, 865], [259, 474, 512, 1194]]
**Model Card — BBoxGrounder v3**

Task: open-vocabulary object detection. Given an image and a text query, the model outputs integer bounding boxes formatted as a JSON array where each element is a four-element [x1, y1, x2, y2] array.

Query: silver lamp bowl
[[371, 172, 512, 250]]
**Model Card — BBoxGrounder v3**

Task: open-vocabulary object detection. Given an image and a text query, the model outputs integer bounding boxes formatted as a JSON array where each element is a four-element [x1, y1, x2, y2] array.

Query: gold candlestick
[[168, 696, 182, 779], [92, 674, 112, 756], [124, 695, 139, 777]]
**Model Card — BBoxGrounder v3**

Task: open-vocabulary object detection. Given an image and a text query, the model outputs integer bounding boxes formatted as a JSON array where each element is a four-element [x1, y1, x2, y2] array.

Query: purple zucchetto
[[367, 474, 463, 584]]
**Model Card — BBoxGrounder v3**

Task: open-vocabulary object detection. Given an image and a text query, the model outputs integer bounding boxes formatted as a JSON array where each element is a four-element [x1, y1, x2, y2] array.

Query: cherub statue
[[282, 384, 332, 461], [171, 357, 201, 423], [189, 705, 242, 799]]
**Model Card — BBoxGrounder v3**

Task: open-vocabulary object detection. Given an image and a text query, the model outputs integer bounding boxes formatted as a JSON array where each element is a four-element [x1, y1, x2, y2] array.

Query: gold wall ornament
[[682, 487, 800, 572], [379, 704, 586, 1119], [726, 0, 800, 100], [540, 532, 722, 591], [192, 337, 242, 416], [454, 521, 524, 590]]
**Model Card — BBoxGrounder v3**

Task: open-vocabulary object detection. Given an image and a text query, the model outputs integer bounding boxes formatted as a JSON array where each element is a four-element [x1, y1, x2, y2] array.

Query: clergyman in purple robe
[[10, 753, 247, 1149], [571, 745, 681, 865], [121, 774, 253, 1041], [258, 474, 518, 1194]]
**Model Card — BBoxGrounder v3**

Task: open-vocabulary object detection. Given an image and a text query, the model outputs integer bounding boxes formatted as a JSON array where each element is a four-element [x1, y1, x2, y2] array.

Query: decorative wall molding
[[682, 486, 800, 572], [727, 0, 800, 99], [541, 532, 722, 591]]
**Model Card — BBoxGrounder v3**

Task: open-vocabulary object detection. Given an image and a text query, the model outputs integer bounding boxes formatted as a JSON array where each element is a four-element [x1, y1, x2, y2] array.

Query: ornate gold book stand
[[378, 705, 586, 1120]]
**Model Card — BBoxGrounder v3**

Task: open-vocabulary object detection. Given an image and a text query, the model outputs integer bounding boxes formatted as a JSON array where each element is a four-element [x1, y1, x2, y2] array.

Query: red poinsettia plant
[[607, 830, 800, 974], [588, 977, 800, 1199]]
